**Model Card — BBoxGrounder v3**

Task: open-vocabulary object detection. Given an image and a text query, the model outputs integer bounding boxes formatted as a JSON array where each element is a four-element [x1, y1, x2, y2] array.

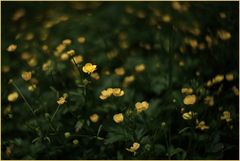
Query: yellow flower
[[57, 94, 67, 105], [90, 72, 100, 80], [135, 101, 149, 112], [183, 94, 197, 105], [112, 88, 124, 97], [162, 14, 171, 22], [232, 86, 239, 96], [212, 75, 224, 84], [62, 39, 72, 45], [135, 64, 145, 73], [225, 73, 234, 81], [206, 80, 212, 87], [28, 84, 37, 92], [8, 92, 19, 102], [21, 71, 32, 81], [42, 60, 52, 71], [115, 67, 125, 76], [204, 96, 214, 106], [67, 50, 75, 56], [182, 111, 194, 120], [217, 30, 231, 40], [113, 113, 124, 123], [99, 88, 124, 100], [220, 111, 232, 122], [123, 75, 135, 87], [181, 87, 193, 94], [82, 63, 97, 74], [64, 132, 71, 138], [196, 120, 210, 131], [60, 53, 69, 61], [2, 66, 10, 73], [71, 55, 83, 64], [90, 113, 99, 123], [73, 139, 79, 145], [27, 57, 38, 67], [126, 142, 140, 155], [78, 36, 86, 44], [7, 44, 17, 52]]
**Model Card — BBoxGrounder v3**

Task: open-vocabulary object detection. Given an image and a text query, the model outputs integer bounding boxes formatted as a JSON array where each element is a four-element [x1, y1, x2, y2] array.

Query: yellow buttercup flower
[[28, 84, 37, 92], [112, 88, 124, 97], [162, 14, 171, 22], [182, 111, 194, 120], [204, 96, 214, 106], [7, 44, 17, 52], [196, 120, 210, 131], [71, 55, 83, 64], [123, 75, 135, 87], [126, 142, 140, 155], [183, 94, 197, 105], [62, 39, 72, 45], [99, 88, 124, 100], [8, 92, 19, 102], [220, 111, 232, 122], [135, 101, 149, 112], [113, 113, 124, 123], [181, 87, 193, 94], [78, 36, 86, 44], [212, 75, 224, 84], [232, 86, 239, 96], [90, 113, 99, 123], [225, 73, 234, 81], [217, 30, 231, 40], [67, 50, 75, 56], [60, 53, 69, 61], [82, 63, 97, 74], [21, 71, 32, 81], [57, 94, 67, 105], [42, 60, 52, 71], [115, 67, 125, 76], [27, 57, 38, 67], [135, 64, 145, 73]]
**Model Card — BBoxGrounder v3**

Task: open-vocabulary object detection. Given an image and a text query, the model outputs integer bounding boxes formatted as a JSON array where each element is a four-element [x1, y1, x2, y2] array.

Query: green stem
[[71, 56, 82, 81], [51, 104, 61, 122], [12, 82, 35, 116]]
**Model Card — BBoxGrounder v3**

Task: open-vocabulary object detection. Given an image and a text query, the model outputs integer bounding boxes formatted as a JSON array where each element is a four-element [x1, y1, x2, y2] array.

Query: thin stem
[[12, 82, 35, 116], [71, 56, 82, 81], [51, 104, 61, 122]]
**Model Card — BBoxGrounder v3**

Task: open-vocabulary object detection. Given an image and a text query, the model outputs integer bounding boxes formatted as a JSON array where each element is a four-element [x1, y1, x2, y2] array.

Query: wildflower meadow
[[1, 1, 239, 160]]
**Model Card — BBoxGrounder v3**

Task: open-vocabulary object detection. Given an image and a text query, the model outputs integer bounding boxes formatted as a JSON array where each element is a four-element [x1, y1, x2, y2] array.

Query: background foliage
[[1, 2, 239, 160]]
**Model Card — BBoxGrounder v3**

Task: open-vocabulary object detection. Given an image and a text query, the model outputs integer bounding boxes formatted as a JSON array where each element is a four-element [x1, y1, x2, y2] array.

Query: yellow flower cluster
[[113, 113, 124, 123], [21, 71, 32, 81], [206, 74, 224, 87], [99, 88, 124, 100], [82, 63, 97, 74], [135, 101, 149, 112], [220, 111, 232, 122], [183, 94, 197, 105], [8, 92, 19, 102], [126, 142, 140, 155], [196, 120, 210, 131]]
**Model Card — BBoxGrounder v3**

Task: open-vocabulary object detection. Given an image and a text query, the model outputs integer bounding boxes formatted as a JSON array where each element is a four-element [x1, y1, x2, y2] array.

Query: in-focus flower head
[[8, 92, 19, 102], [82, 63, 97, 74], [21, 71, 32, 81], [135, 101, 149, 112], [126, 142, 140, 155], [113, 113, 124, 123]]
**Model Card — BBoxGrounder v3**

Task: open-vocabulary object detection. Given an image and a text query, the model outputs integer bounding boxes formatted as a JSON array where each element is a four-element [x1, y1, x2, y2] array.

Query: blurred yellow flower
[[82, 63, 97, 74], [135, 101, 149, 112], [90, 113, 99, 123], [204, 96, 214, 106], [28, 84, 37, 92], [162, 14, 171, 22], [212, 74, 224, 84], [113, 113, 124, 123], [225, 73, 234, 81], [123, 75, 135, 87], [62, 39, 72, 45], [60, 53, 69, 61], [181, 87, 193, 94], [28, 57, 38, 67], [8, 92, 19, 102], [78, 36, 86, 44], [126, 142, 140, 155], [217, 30, 231, 40], [57, 95, 67, 105], [64, 132, 71, 138], [73, 139, 79, 145], [232, 86, 239, 96], [71, 55, 83, 64], [67, 50, 76, 56], [21, 71, 32, 81], [115, 67, 125, 76], [112, 88, 124, 97], [183, 94, 197, 105], [220, 111, 232, 122], [7, 44, 17, 52], [196, 120, 210, 130], [42, 60, 52, 71], [182, 111, 194, 120], [135, 64, 145, 73]]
